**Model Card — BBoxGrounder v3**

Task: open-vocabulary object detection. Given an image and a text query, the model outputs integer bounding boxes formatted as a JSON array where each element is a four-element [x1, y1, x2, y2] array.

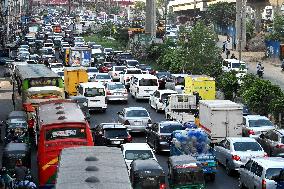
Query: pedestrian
[[0, 167, 13, 189], [222, 41, 227, 52], [226, 48, 231, 59], [14, 160, 28, 182], [230, 53, 237, 59]]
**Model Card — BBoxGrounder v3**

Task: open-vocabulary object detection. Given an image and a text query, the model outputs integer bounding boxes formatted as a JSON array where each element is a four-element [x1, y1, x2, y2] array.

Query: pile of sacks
[[172, 129, 210, 155]]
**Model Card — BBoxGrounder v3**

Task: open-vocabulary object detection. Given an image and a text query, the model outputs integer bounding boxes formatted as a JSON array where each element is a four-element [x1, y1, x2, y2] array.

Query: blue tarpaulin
[[265, 40, 280, 58]]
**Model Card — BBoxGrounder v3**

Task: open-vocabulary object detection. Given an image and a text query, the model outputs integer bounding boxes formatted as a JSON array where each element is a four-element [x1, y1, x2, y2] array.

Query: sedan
[[117, 107, 151, 133], [214, 137, 267, 176], [146, 121, 183, 153], [105, 82, 128, 102]]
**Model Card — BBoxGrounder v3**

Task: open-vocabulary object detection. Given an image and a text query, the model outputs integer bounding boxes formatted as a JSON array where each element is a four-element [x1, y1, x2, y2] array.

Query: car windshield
[[84, 88, 105, 97], [120, 54, 133, 59], [115, 66, 126, 71], [127, 61, 138, 66], [233, 142, 263, 151], [87, 68, 98, 73], [175, 77, 185, 85], [266, 168, 283, 180], [126, 110, 149, 117], [232, 63, 246, 69], [248, 119, 273, 127], [156, 72, 171, 78], [104, 129, 128, 138], [139, 79, 158, 86], [125, 150, 153, 160], [104, 63, 113, 67], [96, 75, 111, 79], [75, 38, 84, 42], [8, 122, 27, 129], [160, 124, 183, 133], [126, 70, 142, 74], [105, 49, 112, 52], [109, 83, 124, 90]]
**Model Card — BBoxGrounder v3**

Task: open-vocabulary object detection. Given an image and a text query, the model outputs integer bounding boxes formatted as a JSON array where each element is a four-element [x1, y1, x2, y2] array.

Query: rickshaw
[[2, 142, 30, 176], [130, 159, 166, 189], [168, 155, 205, 189], [5, 117, 29, 144]]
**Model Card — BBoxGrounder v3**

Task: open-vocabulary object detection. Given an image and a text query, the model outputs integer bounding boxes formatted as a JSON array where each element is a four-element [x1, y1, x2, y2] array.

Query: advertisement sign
[[82, 51, 91, 67], [70, 50, 81, 67], [64, 48, 70, 66]]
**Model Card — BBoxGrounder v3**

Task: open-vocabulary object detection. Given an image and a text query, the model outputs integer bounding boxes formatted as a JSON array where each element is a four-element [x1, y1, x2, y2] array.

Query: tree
[[218, 71, 239, 100], [132, 1, 146, 17], [205, 2, 236, 27], [270, 96, 284, 124]]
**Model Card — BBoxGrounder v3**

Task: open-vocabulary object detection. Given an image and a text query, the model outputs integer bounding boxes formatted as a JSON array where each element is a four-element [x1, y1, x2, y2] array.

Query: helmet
[[0, 167, 7, 174]]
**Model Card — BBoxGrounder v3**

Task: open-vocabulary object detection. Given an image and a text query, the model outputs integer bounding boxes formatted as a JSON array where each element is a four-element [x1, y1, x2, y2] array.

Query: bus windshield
[[45, 127, 87, 141]]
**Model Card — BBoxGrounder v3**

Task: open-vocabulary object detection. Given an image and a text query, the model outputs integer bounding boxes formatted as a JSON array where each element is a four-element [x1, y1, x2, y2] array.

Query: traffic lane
[[93, 94, 240, 189]]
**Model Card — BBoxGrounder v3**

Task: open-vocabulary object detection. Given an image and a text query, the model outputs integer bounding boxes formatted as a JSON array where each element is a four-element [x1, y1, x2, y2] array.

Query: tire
[[226, 161, 233, 176]]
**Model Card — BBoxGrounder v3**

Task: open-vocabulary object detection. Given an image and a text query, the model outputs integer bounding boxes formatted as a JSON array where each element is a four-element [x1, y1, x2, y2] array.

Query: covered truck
[[198, 100, 243, 144], [170, 129, 217, 181], [64, 67, 88, 97]]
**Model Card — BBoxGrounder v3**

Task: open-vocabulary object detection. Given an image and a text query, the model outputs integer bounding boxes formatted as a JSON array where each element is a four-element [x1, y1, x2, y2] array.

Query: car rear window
[[233, 142, 263, 151], [104, 129, 128, 138], [248, 119, 273, 127], [125, 150, 153, 160], [160, 124, 183, 133], [126, 70, 142, 74], [266, 168, 282, 179], [139, 79, 158, 86], [126, 110, 149, 117], [114, 66, 126, 71]]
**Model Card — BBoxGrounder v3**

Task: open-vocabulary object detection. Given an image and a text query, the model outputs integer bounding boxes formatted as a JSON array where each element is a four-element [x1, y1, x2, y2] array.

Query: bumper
[[88, 106, 107, 110], [159, 141, 170, 151], [136, 94, 151, 99], [107, 95, 128, 101], [126, 125, 147, 132]]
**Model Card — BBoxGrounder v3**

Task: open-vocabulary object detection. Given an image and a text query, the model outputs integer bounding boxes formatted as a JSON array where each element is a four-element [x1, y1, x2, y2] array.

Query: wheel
[[226, 161, 233, 176]]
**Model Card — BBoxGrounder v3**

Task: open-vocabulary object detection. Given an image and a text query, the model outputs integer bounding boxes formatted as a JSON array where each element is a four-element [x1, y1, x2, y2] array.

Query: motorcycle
[[281, 61, 284, 71], [257, 67, 264, 78]]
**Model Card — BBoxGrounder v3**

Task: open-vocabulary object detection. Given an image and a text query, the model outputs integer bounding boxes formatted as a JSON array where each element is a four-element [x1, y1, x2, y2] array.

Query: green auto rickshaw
[[168, 155, 205, 189]]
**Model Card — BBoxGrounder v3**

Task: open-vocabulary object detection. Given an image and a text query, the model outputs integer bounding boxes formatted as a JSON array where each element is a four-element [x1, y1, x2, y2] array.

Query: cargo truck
[[64, 67, 88, 97], [198, 100, 243, 144]]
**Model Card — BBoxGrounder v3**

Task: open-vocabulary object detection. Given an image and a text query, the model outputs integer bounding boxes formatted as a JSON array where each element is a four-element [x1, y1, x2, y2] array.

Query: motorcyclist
[[14, 160, 28, 182], [257, 62, 264, 78], [0, 167, 13, 189], [14, 175, 36, 189]]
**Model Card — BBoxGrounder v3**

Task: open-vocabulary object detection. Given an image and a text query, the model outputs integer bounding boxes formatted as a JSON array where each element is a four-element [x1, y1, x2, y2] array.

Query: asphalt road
[[92, 95, 239, 189]]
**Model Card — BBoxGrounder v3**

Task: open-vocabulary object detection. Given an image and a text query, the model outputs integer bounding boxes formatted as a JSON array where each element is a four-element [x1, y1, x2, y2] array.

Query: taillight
[[124, 120, 130, 125], [232, 155, 241, 161], [276, 144, 284, 148], [248, 130, 255, 135], [27, 119, 34, 129], [262, 179, 266, 189], [160, 183, 166, 189], [263, 153, 268, 157], [126, 135, 132, 142], [148, 119, 152, 124], [106, 91, 112, 95]]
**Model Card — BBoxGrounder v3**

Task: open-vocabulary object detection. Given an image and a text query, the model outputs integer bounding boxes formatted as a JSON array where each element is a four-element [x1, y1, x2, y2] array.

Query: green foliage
[[246, 19, 255, 40], [146, 40, 176, 61], [132, 1, 146, 17], [270, 96, 284, 123], [84, 35, 124, 50], [205, 2, 236, 26], [265, 14, 284, 41], [114, 27, 129, 48], [218, 71, 239, 100]]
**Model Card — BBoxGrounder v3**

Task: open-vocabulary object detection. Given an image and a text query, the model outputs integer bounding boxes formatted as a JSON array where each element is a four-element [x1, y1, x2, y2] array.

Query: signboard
[[69, 48, 91, 67], [70, 50, 81, 67], [64, 48, 70, 66], [82, 51, 91, 67]]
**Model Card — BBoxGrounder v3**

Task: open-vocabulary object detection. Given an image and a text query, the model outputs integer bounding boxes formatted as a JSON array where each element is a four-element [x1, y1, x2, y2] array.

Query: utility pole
[[145, 0, 156, 39], [236, 0, 246, 59]]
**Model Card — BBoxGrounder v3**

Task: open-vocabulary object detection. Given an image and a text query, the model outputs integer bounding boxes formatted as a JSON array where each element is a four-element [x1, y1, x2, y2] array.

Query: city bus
[[36, 100, 94, 188], [13, 64, 65, 107]]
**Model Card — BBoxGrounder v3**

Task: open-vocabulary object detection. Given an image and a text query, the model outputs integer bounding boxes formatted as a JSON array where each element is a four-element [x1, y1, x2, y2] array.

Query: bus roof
[[38, 100, 86, 125], [16, 64, 59, 80], [56, 146, 132, 189]]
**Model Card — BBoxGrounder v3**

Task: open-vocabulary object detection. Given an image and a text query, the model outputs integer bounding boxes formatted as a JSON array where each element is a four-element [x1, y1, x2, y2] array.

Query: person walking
[[226, 48, 231, 59]]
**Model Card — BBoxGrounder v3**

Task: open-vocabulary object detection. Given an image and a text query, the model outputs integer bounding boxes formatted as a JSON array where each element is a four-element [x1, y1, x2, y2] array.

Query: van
[[77, 82, 107, 112], [129, 74, 159, 100]]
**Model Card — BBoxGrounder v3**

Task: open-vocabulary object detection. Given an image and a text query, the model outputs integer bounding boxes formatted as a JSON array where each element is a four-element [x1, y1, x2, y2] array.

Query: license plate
[[114, 93, 121, 95], [112, 141, 121, 144], [134, 121, 141, 125]]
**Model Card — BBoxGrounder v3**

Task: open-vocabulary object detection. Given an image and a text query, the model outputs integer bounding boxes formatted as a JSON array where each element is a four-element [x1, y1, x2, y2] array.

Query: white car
[[105, 82, 128, 102], [149, 89, 177, 112], [119, 68, 143, 89], [214, 137, 267, 175], [243, 115, 276, 138], [92, 73, 112, 83], [109, 66, 126, 81], [103, 48, 113, 55], [121, 143, 157, 173]]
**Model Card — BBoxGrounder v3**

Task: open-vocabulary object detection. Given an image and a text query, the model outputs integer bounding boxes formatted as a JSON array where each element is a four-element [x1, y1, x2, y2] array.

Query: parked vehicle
[[130, 159, 166, 189], [168, 155, 205, 189], [117, 107, 151, 133], [257, 129, 284, 157], [93, 123, 132, 146], [105, 82, 128, 102], [146, 121, 183, 153], [198, 100, 243, 144], [214, 137, 267, 176], [121, 143, 157, 173], [64, 67, 88, 97], [77, 82, 107, 112], [109, 66, 127, 81], [239, 157, 284, 189], [149, 89, 177, 112], [129, 74, 159, 100], [243, 115, 275, 138]]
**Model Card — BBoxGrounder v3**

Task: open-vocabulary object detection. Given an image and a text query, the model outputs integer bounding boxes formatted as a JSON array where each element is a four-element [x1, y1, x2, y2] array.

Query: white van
[[129, 74, 159, 100], [77, 82, 107, 112]]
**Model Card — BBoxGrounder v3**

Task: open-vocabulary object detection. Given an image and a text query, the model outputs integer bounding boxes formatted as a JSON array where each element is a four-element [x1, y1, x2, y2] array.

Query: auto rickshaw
[[130, 159, 166, 189], [168, 155, 205, 189], [2, 142, 30, 175]]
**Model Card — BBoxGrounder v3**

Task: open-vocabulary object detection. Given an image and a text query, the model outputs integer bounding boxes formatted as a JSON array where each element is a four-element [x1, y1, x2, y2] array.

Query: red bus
[[36, 100, 94, 188]]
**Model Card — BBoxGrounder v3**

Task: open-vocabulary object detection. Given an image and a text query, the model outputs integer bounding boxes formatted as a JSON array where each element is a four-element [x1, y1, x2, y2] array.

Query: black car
[[146, 121, 183, 153], [137, 64, 154, 74], [115, 53, 133, 65], [93, 123, 132, 146]]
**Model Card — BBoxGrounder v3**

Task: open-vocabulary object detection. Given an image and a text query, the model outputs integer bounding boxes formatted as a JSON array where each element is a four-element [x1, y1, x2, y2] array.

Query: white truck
[[165, 94, 197, 123], [199, 100, 243, 144]]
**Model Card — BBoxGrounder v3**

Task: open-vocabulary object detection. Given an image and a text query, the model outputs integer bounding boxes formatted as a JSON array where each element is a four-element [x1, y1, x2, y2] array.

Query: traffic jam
[[1, 7, 284, 189]]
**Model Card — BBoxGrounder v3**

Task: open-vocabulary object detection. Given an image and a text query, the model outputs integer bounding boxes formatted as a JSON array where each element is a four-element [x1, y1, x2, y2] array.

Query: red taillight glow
[[262, 179, 266, 189], [124, 120, 130, 125], [248, 130, 255, 135], [160, 183, 166, 189], [106, 91, 112, 95], [276, 144, 284, 148], [264, 153, 268, 157], [126, 135, 132, 142], [232, 155, 241, 161]]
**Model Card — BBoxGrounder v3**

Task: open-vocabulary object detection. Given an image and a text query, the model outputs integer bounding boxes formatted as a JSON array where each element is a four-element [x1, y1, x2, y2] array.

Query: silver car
[[105, 82, 128, 102], [239, 157, 284, 189], [243, 115, 275, 138], [214, 137, 266, 175], [117, 107, 151, 133]]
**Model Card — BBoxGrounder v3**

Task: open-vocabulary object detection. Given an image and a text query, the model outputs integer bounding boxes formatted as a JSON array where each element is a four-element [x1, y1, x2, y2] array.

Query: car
[[93, 123, 132, 146], [105, 82, 128, 102], [137, 64, 154, 74], [121, 143, 157, 173], [86, 67, 99, 81], [99, 62, 116, 73], [214, 137, 267, 176], [115, 52, 133, 65], [92, 73, 112, 83], [149, 89, 178, 112], [124, 59, 139, 68], [243, 115, 276, 138], [146, 121, 183, 153], [49, 62, 64, 72], [119, 68, 143, 89], [108, 66, 127, 81], [239, 157, 284, 189], [257, 129, 284, 157], [117, 107, 151, 133], [103, 48, 113, 55]]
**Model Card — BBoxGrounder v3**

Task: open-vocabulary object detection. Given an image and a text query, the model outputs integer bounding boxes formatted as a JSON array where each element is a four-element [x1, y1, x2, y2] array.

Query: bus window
[[45, 127, 87, 141]]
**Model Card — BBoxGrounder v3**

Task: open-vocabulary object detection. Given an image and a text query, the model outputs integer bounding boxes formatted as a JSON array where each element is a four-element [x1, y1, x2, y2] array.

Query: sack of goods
[[172, 129, 210, 154]]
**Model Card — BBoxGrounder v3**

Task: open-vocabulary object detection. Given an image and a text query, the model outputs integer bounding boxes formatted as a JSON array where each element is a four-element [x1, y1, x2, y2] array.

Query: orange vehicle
[[36, 99, 94, 188]]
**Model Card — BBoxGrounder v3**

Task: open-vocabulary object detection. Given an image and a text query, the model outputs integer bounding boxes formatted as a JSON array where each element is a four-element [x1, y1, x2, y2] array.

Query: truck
[[69, 47, 92, 67], [170, 129, 217, 181], [64, 67, 88, 97], [55, 146, 132, 189], [198, 100, 243, 144], [184, 75, 216, 100], [165, 94, 197, 123]]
